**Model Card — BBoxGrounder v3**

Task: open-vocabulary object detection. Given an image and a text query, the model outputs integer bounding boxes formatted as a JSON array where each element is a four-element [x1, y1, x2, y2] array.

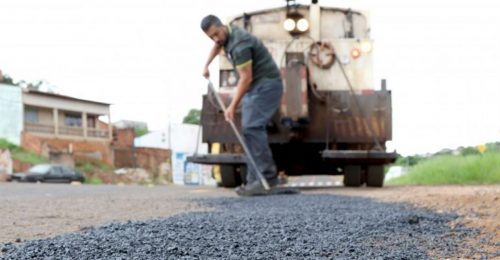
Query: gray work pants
[[241, 79, 283, 184]]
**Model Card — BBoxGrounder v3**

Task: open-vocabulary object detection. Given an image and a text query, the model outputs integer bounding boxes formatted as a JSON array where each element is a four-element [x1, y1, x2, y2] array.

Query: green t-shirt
[[223, 25, 281, 87]]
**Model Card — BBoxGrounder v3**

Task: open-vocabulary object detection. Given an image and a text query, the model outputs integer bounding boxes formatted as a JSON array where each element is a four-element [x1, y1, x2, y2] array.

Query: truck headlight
[[283, 18, 296, 32], [297, 18, 309, 32], [283, 11, 308, 35]]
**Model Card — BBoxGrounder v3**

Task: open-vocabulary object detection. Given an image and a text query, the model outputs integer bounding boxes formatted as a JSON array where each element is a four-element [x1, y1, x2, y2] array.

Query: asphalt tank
[[189, 2, 397, 188]]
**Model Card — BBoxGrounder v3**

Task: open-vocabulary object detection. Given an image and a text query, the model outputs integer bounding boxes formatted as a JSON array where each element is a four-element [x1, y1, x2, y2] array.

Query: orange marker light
[[351, 48, 361, 59]]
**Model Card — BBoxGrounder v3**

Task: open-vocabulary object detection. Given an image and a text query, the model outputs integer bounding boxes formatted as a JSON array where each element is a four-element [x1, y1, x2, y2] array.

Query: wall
[[114, 147, 170, 173], [22, 132, 113, 165], [113, 128, 135, 148], [49, 151, 75, 168], [36, 107, 53, 125], [0, 84, 23, 145], [113, 147, 171, 181], [135, 147, 170, 175], [113, 148, 134, 168], [13, 160, 32, 173], [0, 149, 12, 181]]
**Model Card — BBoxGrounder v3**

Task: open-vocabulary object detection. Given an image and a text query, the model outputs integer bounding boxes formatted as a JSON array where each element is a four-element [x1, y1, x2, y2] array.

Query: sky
[[1, 0, 499, 155]]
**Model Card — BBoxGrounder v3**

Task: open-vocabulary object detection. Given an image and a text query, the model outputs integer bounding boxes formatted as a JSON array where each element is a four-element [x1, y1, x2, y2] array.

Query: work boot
[[234, 181, 268, 196]]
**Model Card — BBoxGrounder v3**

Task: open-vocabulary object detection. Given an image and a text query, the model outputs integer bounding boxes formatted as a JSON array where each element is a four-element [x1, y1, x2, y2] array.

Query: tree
[[183, 109, 201, 125], [0, 74, 16, 85], [134, 127, 149, 137]]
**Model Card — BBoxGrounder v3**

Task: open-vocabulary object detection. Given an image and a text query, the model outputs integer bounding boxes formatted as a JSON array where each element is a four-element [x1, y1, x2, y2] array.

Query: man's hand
[[202, 44, 222, 79], [202, 66, 210, 79], [225, 103, 236, 122]]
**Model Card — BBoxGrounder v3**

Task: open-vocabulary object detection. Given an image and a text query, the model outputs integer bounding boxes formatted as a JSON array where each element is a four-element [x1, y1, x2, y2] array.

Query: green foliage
[[76, 161, 112, 185], [183, 109, 201, 125], [0, 138, 48, 164], [75, 161, 113, 174], [434, 148, 454, 156], [0, 74, 16, 85], [134, 127, 149, 137], [459, 146, 479, 156], [387, 152, 500, 185], [393, 155, 427, 167], [84, 175, 104, 185], [12, 151, 49, 164], [0, 138, 20, 151], [486, 142, 500, 152], [75, 162, 98, 173]]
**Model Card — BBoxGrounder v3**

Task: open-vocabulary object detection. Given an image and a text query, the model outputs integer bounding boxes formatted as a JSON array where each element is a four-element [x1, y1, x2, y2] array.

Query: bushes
[[388, 142, 500, 185], [387, 152, 500, 185], [0, 139, 19, 151], [0, 138, 48, 165]]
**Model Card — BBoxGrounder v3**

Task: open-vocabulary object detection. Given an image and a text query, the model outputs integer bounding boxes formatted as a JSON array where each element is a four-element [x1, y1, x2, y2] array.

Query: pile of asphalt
[[1, 194, 483, 259]]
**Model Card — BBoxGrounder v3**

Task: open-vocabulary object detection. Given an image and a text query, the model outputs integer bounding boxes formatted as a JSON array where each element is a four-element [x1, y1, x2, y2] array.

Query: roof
[[25, 89, 111, 106], [230, 5, 364, 23]]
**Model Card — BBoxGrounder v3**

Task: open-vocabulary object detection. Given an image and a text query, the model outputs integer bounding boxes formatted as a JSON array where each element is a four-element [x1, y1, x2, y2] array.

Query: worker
[[201, 15, 283, 196]]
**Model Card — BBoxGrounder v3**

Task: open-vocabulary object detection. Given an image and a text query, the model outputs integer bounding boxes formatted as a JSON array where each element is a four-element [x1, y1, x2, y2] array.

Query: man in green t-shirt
[[201, 15, 283, 196]]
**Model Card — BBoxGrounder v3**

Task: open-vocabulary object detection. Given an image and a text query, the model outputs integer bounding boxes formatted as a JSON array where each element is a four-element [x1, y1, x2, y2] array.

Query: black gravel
[[0, 194, 485, 259]]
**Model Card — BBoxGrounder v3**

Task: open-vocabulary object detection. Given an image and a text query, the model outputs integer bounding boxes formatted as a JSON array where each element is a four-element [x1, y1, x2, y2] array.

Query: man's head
[[201, 15, 228, 46]]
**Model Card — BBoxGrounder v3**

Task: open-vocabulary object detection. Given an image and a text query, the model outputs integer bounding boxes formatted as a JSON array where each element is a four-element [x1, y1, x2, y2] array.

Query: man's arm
[[203, 44, 222, 78], [225, 61, 252, 121]]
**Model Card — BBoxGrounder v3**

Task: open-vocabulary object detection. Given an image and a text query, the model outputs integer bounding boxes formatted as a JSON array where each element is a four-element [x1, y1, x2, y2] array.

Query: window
[[28, 164, 51, 174], [87, 115, 96, 128], [24, 107, 39, 123], [48, 166, 63, 176], [64, 113, 82, 127]]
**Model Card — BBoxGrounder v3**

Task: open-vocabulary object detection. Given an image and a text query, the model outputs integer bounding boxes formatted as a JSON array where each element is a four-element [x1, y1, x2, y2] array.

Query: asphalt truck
[[188, 1, 397, 188]]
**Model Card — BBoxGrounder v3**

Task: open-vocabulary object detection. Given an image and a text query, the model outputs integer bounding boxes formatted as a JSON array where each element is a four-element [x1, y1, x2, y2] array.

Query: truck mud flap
[[186, 153, 247, 165]]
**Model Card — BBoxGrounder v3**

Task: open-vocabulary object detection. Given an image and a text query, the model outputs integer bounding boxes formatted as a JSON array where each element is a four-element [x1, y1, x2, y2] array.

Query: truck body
[[189, 3, 397, 187]]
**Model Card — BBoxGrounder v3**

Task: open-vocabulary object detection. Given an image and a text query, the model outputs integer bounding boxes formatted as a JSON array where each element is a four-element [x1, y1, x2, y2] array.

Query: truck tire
[[343, 165, 362, 187], [220, 165, 242, 188], [366, 165, 385, 187], [237, 166, 248, 185]]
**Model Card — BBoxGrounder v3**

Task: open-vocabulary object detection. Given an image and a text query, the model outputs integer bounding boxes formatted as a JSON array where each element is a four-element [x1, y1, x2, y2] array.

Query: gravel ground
[[0, 183, 498, 259], [0, 183, 227, 244], [1, 187, 495, 259]]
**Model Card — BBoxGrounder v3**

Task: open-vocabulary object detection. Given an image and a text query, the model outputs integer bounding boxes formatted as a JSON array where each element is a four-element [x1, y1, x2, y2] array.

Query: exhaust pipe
[[310, 0, 320, 40]]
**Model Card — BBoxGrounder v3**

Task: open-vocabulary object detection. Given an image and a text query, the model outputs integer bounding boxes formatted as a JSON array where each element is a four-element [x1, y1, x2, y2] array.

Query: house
[[0, 83, 114, 165]]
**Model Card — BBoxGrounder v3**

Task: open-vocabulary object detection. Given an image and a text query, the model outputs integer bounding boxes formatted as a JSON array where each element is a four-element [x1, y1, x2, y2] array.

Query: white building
[[134, 124, 212, 186], [134, 123, 207, 154]]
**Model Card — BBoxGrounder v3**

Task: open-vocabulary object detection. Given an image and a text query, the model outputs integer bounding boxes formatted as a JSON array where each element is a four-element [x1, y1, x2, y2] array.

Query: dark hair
[[201, 15, 223, 32]]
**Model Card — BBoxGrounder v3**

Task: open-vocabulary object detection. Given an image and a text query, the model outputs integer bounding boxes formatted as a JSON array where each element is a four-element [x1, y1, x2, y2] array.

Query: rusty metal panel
[[201, 90, 392, 145], [201, 95, 240, 144], [310, 90, 392, 143], [281, 62, 308, 121], [319, 10, 368, 39]]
